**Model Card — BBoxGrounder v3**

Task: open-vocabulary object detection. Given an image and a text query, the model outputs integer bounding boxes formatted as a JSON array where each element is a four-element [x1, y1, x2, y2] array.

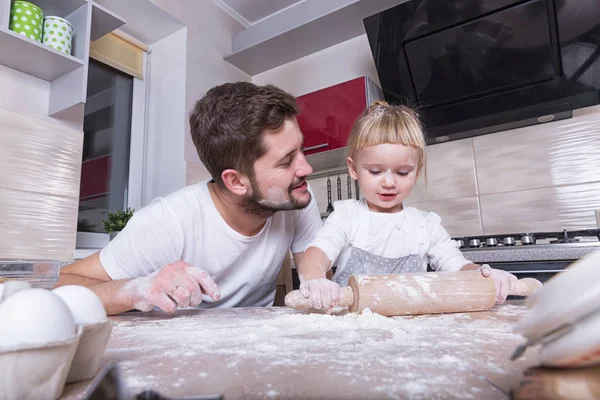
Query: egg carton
[[67, 320, 114, 383], [0, 282, 114, 396], [0, 327, 82, 400]]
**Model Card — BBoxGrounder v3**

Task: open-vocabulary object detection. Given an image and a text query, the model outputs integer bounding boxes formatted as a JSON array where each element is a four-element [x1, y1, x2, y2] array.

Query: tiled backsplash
[[308, 105, 600, 237]]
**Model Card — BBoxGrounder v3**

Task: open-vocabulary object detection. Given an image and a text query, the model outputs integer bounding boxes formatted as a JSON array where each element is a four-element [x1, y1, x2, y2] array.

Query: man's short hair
[[189, 82, 300, 186]]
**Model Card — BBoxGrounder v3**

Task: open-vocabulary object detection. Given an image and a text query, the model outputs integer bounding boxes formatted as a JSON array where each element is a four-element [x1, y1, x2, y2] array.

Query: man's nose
[[297, 153, 313, 177]]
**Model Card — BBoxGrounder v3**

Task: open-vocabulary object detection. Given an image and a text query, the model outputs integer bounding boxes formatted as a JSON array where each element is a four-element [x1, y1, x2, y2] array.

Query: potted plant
[[103, 208, 135, 240]]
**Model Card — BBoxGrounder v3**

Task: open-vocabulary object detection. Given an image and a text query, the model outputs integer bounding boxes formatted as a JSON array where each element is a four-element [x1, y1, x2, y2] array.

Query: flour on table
[[104, 306, 528, 399]]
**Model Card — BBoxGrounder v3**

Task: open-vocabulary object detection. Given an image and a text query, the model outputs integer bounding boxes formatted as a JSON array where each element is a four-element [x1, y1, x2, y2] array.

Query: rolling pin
[[285, 270, 543, 316]]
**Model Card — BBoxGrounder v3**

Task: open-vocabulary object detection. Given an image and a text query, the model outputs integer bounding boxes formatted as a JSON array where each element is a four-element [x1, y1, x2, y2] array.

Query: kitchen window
[[77, 59, 134, 235]]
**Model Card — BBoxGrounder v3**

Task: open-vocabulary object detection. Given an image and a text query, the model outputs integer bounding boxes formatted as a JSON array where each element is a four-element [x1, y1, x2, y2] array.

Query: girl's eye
[[368, 170, 381, 175], [397, 172, 409, 176]]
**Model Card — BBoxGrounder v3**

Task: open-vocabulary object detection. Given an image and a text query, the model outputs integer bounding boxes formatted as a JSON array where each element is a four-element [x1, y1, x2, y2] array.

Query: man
[[58, 82, 322, 315]]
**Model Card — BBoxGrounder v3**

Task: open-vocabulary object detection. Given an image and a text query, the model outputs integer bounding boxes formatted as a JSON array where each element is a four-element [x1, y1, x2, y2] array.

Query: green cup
[[9, 1, 44, 42]]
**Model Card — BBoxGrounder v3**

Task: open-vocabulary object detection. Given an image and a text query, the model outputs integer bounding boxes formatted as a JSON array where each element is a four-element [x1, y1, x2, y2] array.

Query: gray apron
[[331, 201, 428, 286], [332, 247, 424, 286]]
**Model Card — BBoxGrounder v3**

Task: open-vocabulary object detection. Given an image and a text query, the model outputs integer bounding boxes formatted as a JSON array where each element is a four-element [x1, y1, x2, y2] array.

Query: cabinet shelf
[[0, 27, 84, 81], [90, 2, 125, 41]]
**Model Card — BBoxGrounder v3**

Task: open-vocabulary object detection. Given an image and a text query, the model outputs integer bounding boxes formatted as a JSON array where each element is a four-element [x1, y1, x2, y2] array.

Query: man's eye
[[282, 159, 293, 167]]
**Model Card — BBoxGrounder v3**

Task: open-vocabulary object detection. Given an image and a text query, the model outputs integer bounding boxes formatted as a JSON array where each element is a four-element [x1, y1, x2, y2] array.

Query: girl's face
[[347, 144, 420, 213]]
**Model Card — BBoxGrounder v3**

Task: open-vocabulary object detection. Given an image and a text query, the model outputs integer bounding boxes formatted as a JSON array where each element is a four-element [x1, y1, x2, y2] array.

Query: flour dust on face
[[348, 143, 420, 213], [242, 118, 313, 216], [244, 177, 309, 214]]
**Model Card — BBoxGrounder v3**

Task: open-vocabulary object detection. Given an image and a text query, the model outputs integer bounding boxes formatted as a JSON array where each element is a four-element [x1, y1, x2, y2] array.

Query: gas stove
[[452, 229, 600, 285], [454, 229, 600, 249]]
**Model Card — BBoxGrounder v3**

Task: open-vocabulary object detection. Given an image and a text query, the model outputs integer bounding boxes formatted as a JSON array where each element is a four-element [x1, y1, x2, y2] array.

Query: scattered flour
[[102, 305, 528, 399], [412, 275, 438, 298]]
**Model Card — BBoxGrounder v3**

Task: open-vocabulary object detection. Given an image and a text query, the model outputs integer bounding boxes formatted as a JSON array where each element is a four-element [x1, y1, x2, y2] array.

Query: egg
[[0, 288, 75, 348], [53, 285, 107, 325]]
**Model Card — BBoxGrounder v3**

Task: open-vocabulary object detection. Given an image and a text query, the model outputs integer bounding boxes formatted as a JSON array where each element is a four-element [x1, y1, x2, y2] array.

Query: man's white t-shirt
[[100, 180, 322, 307]]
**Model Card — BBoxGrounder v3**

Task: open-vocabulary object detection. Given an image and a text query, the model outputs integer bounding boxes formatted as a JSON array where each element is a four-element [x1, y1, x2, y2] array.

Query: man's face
[[243, 118, 313, 215]]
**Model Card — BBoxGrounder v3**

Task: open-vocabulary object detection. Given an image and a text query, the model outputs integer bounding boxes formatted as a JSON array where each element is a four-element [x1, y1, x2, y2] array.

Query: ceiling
[[212, 0, 305, 26]]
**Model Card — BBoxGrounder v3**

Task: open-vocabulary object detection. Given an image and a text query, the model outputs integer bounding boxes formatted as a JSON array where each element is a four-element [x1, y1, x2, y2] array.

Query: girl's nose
[[381, 171, 396, 187]]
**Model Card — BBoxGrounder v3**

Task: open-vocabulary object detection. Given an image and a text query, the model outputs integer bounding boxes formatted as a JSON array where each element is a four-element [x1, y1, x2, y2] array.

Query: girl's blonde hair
[[346, 101, 427, 179]]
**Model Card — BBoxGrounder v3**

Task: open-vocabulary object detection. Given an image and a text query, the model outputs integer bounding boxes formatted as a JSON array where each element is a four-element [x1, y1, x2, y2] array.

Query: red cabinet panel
[[296, 77, 368, 156], [79, 155, 110, 201]]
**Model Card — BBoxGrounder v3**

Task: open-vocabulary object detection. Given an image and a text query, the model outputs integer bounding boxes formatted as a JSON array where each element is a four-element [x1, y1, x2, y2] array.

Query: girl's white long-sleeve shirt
[[308, 198, 471, 285]]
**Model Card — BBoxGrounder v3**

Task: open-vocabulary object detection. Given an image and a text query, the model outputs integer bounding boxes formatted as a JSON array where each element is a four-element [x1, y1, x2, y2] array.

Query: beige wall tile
[[405, 196, 482, 237], [474, 107, 600, 195], [407, 138, 478, 203], [480, 182, 600, 234]]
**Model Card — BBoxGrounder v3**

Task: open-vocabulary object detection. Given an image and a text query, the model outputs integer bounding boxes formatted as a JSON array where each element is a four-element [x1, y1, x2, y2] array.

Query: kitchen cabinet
[[0, 0, 125, 116], [296, 76, 383, 171]]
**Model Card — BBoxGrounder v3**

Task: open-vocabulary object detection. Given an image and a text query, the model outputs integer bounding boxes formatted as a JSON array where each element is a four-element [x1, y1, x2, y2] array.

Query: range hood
[[364, 0, 600, 144]]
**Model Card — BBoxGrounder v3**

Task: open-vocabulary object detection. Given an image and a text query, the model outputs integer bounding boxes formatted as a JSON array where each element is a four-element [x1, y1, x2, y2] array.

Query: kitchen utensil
[[347, 175, 352, 199], [285, 270, 542, 316], [325, 175, 334, 214], [43, 16, 73, 55], [0, 259, 60, 289], [512, 248, 600, 367], [336, 174, 342, 201], [512, 365, 600, 400], [9, 1, 44, 42]]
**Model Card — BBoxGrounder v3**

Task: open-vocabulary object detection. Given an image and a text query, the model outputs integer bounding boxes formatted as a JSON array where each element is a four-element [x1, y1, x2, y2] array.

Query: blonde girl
[[297, 101, 517, 311]]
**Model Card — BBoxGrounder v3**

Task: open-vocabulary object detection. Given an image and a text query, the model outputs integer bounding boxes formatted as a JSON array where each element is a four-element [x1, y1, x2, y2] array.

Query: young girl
[[297, 101, 517, 311]]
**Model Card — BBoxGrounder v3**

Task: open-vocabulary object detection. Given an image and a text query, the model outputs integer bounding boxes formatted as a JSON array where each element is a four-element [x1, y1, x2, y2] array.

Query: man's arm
[[57, 252, 110, 287], [56, 253, 222, 315], [56, 252, 137, 315]]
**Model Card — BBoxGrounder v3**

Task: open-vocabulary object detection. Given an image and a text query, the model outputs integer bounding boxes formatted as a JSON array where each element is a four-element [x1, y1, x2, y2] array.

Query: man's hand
[[479, 264, 518, 304], [299, 278, 341, 312], [119, 261, 221, 312]]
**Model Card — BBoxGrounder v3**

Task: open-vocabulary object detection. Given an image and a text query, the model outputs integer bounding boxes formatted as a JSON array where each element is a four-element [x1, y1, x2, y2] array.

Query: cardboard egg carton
[[0, 282, 113, 399]]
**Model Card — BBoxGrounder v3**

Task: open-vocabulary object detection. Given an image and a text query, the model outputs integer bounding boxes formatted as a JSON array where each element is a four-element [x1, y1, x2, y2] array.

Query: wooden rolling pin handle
[[284, 286, 355, 312], [510, 278, 543, 297]]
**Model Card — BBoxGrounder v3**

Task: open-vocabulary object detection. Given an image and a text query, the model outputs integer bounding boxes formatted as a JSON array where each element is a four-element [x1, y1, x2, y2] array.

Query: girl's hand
[[299, 278, 341, 312], [479, 264, 518, 304]]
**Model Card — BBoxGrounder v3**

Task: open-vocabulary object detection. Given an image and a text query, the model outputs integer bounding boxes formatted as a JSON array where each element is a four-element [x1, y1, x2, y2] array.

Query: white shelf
[[0, 27, 84, 81], [224, 0, 409, 75], [90, 1, 124, 41], [33, 0, 87, 19]]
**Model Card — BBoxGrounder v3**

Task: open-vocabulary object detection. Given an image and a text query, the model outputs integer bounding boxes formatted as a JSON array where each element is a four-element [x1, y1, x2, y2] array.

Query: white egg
[[0, 288, 75, 348], [53, 285, 107, 325]]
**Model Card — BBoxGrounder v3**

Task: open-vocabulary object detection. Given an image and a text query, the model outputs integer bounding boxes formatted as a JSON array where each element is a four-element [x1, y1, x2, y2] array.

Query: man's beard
[[241, 176, 311, 218]]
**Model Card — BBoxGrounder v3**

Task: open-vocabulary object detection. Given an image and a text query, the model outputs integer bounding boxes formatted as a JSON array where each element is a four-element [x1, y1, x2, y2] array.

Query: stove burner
[[521, 234, 535, 245], [485, 238, 498, 247], [453, 229, 600, 249]]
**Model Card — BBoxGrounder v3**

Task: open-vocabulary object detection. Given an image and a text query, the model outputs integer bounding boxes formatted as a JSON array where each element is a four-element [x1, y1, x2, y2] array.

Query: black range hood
[[364, 0, 600, 144]]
